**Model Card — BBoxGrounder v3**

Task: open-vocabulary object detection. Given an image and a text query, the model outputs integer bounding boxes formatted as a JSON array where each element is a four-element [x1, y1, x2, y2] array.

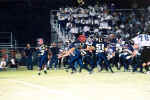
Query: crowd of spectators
[[56, 4, 150, 41]]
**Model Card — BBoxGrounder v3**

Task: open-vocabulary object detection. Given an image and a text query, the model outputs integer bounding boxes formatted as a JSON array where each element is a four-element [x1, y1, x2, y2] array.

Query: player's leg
[[38, 56, 43, 75], [43, 57, 48, 74], [88, 55, 96, 72], [70, 61, 77, 74], [54, 56, 58, 70], [58, 58, 62, 69], [96, 53, 103, 72], [105, 59, 114, 73], [78, 58, 91, 74], [122, 55, 129, 72], [49, 56, 55, 70], [66, 56, 75, 72]]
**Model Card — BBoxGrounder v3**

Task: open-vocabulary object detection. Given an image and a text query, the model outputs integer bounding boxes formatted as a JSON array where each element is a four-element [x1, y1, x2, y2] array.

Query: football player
[[36, 38, 48, 75], [93, 36, 114, 73]]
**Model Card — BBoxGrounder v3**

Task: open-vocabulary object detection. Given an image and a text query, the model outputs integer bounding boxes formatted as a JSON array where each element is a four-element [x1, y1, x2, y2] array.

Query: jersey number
[[96, 44, 104, 53], [139, 34, 149, 41]]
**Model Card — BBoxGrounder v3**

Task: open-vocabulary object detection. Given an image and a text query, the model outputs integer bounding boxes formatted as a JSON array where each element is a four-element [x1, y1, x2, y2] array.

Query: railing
[[0, 32, 15, 60]]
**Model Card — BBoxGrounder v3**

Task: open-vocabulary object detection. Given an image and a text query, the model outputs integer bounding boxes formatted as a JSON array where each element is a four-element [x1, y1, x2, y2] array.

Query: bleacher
[[50, 4, 150, 43]]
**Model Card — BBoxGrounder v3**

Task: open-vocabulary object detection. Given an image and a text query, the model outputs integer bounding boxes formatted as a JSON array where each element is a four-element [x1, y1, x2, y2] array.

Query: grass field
[[0, 66, 150, 100]]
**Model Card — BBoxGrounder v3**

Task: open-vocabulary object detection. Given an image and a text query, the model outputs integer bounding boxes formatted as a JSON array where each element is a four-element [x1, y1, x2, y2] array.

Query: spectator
[[24, 43, 33, 70], [9, 57, 18, 69], [49, 42, 60, 70], [0, 58, 7, 71]]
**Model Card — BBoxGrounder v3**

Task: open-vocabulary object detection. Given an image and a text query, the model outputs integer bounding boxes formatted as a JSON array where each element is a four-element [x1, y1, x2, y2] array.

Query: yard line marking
[[4, 79, 68, 95], [0, 79, 86, 100]]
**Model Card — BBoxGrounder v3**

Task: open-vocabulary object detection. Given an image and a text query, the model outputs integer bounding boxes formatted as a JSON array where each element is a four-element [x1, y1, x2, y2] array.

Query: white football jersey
[[132, 34, 150, 47]]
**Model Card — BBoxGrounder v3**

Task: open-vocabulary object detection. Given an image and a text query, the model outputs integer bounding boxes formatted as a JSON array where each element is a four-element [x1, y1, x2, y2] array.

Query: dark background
[[0, 0, 149, 45]]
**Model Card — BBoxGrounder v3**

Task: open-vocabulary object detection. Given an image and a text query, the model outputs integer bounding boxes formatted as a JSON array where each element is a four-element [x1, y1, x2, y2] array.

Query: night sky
[[0, 0, 149, 45]]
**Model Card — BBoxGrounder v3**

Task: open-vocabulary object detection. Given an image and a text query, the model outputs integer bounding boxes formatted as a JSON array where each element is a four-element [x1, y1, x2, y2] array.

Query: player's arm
[[58, 48, 75, 58], [126, 49, 133, 54]]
